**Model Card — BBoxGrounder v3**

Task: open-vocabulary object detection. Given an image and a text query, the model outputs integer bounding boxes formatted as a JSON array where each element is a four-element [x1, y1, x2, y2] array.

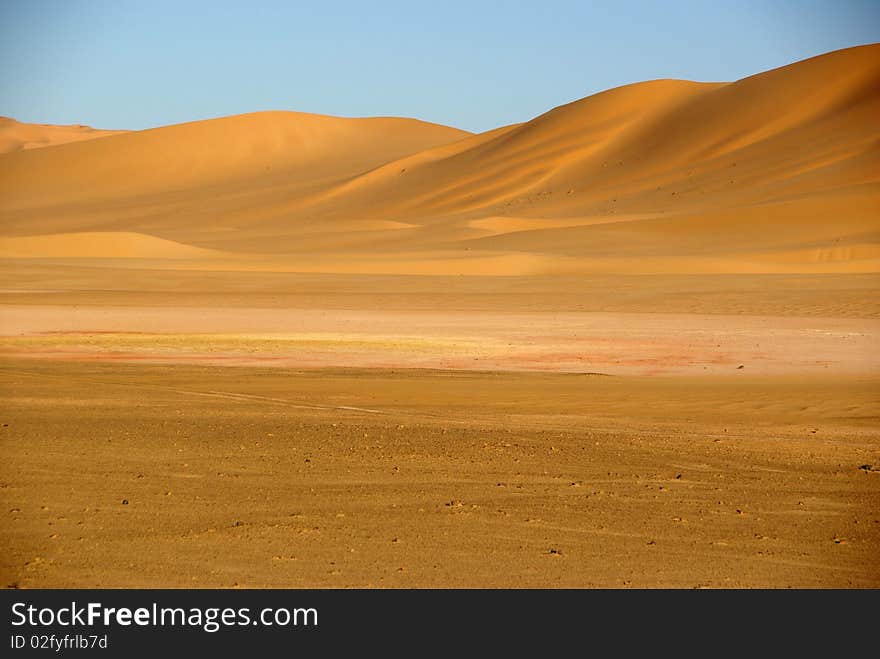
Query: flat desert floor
[[1, 269, 878, 588]]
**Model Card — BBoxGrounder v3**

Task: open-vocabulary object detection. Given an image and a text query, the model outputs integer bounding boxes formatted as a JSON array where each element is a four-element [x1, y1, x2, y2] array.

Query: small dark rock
[[121, 499, 128, 505], [736, 365, 744, 369]]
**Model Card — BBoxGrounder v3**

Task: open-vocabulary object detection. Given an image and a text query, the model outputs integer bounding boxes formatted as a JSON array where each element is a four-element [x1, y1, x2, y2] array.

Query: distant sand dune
[[1, 44, 878, 274], [0, 116, 127, 154], [0, 111, 471, 207]]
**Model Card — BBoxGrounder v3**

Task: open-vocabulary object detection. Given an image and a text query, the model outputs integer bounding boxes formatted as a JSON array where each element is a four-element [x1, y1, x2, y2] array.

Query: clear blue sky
[[1, 0, 878, 132]]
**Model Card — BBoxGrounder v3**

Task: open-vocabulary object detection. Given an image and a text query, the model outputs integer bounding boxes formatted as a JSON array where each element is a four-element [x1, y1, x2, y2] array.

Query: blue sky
[[1, 0, 878, 132]]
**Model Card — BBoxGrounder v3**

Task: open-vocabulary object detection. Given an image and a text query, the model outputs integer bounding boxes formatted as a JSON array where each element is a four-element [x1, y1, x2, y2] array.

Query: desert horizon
[[1, 38, 878, 589]]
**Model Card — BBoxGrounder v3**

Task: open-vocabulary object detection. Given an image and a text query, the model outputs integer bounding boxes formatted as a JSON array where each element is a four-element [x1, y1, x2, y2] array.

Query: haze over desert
[[1, 43, 878, 588]]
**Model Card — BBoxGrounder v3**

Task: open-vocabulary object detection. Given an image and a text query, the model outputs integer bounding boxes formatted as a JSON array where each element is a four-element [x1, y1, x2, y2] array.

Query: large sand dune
[[1, 44, 877, 274]]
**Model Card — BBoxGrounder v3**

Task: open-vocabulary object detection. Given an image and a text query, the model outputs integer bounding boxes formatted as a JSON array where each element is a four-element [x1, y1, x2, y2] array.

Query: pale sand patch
[[1, 305, 876, 376]]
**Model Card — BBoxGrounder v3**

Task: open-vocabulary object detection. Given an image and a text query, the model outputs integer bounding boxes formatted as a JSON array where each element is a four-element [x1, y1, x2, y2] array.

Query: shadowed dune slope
[[0, 44, 878, 273]]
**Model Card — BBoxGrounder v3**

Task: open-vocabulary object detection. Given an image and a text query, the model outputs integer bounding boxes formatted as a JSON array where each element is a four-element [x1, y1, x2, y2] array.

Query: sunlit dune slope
[[0, 111, 471, 207], [0, 44, 877, 273], [0, 116, 127, 154]]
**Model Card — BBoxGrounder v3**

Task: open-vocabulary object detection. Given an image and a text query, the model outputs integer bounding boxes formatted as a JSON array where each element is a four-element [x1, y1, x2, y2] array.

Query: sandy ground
[[1, 360, 878, 588], [0, 305, 877, 376], [0, 272, 878, 587]]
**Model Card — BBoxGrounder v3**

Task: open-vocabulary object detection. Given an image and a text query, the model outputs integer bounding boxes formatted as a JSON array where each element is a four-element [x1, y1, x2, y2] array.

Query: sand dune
[[0, 111, 471, 209], [0, 116, 127, 154], [0, 44, 878, 274]]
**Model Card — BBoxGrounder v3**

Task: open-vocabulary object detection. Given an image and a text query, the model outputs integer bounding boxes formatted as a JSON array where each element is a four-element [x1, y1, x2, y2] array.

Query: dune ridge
[[1, 44, 878, 274]]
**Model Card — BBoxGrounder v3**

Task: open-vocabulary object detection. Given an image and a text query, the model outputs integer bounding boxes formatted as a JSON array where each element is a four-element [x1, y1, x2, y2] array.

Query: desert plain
[[0, 44, 878, 587]]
